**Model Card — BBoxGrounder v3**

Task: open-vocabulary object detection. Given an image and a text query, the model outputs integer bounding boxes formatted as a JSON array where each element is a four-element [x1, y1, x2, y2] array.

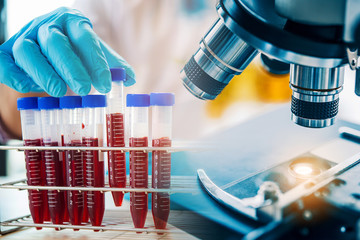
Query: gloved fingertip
[[15, 83, 31, 93], [30, 87, 45, 93], [8, 71, 32, 93], [28, 83, 44, 93], [96, 84, 111, 94], [50, 85, 67, 97], [103, 83, 111, 93], [77, 84, 92, 96], [94, 84, 110, 94], [94, 68, 111, 93], [33, 85, 43, 92], [124, 75, 136, 87]]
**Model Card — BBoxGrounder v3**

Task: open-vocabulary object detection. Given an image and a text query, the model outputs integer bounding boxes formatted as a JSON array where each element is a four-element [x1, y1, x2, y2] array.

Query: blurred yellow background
[[206, 56, 291, 118]]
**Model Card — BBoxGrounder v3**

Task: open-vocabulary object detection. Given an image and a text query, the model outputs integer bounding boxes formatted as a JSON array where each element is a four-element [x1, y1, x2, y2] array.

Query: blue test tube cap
[[82, 95, 107, 108], [110, 68, 126, 81], [150, 93, 175, 106], [126, 94, 150, 107], [59, 96, 82, 109], [17, 97, 38, 110], [38, 97, 60, 110]]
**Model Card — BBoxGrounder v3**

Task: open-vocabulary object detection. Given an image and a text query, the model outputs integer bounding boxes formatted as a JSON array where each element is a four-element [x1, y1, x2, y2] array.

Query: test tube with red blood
[[127, 94, 150, 229], [150, 93, 175, 229], [17, 97, 46, 230], [59, 101, 69, 223], [82, 95, 106, 229], [106, 68, 126, 206], [60, 96, 84, 229], [38, 97, 65, 227]]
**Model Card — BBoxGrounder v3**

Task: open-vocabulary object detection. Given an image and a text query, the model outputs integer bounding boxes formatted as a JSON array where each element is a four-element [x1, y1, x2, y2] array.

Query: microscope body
[[181, 0, 360, 128], [182, 2, 360, 238]]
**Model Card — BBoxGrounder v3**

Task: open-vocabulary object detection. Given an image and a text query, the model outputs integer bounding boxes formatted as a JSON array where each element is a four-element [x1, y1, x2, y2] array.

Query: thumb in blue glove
[[0, 7, 135, 97]]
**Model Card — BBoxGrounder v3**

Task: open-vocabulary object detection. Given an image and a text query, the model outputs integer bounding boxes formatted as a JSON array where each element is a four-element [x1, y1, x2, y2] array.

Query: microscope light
[[288, 157, 330, 179], [293, 164, 314, 176]]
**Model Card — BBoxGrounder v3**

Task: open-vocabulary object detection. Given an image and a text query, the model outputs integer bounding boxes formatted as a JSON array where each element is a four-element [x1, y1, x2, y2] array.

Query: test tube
[[59, 105, 69, 223], [150, 93, 175, 229], [17, 97, 46, 229], [106, 68, 126, 206], [127, 94, 150, 229], [38, 97, 65, 227], [82, 95, 106, 228], [59, 96, 84, 229]]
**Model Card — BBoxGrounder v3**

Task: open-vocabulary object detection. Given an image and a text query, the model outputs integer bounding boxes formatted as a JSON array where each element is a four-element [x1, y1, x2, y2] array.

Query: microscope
[[181, 0, 360, 128], [179, 1, 360, 238]]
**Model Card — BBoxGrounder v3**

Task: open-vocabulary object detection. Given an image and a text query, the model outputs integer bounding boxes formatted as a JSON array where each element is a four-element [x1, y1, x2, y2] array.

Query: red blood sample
[[129, 137, 148, 229], [152, 138, 171, 229], [24, 139, 45, 230], [65, 140, 84, 229], [106, 113, 126, 206], [83, 137, 104, 228], [82, 150, 89, 224], [40, 139, 50, 222], [81, 124, 89, 224], [44, 141, 65, 226], [60, 135, 69, 222], [42, 187, 50, 222]]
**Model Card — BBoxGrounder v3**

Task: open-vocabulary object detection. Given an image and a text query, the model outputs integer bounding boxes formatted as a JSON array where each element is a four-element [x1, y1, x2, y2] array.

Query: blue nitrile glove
[[0, 7, 135, 96]]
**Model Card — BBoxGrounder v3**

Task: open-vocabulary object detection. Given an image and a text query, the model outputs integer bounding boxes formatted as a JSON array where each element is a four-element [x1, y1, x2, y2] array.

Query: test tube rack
[[0, 145, 201, 235]]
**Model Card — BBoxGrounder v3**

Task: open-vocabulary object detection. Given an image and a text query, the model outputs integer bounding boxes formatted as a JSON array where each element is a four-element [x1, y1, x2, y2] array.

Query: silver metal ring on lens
[[290, 64, 344, 90], [180, 18, 258, 100], [291, 115, 336, 128]]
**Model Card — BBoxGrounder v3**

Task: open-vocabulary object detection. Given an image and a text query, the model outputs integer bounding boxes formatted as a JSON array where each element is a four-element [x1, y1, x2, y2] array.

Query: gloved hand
[[0, 7, 135, 96]]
